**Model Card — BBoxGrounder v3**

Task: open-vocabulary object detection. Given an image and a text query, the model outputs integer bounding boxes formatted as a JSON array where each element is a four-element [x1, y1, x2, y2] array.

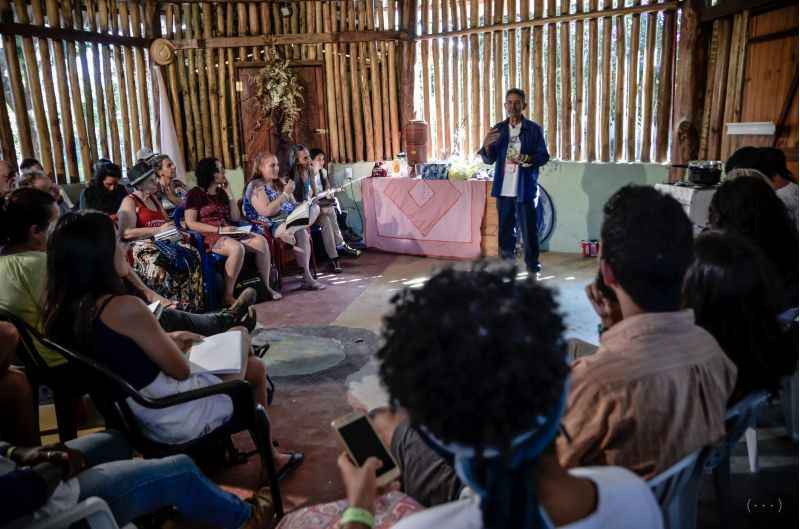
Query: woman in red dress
[[184, 158, 282, 306]]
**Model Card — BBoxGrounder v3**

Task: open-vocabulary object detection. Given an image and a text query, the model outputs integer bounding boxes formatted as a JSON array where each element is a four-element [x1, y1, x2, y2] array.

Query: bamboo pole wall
[[1, 1, 679, 172], [417, 0, 679, 162]]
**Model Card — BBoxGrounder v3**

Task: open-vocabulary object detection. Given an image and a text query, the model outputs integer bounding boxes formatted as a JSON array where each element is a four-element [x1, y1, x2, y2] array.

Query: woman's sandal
[[275, 451, 304, 482], [267, 289, 283, 301], [300, 279, 326, 291]]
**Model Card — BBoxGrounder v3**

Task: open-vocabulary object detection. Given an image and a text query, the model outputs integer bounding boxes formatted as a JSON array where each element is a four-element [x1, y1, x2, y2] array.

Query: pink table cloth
[[361, 177, 488, 259]]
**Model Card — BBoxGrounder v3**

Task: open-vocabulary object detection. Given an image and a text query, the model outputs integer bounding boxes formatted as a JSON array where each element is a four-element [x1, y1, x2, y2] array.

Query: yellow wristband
[[339, 506, 374, 528]]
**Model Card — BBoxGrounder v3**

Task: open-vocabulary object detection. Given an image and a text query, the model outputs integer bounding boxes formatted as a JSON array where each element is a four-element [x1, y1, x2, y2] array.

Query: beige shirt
[[557, 310, 737, 480]]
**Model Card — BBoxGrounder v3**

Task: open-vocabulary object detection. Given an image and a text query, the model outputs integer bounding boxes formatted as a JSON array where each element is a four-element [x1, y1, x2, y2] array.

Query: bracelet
[[338, 507, 374, 528]]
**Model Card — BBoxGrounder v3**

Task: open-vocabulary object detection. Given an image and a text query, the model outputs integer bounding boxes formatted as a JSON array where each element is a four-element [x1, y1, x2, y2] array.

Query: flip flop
[[275, 451, 304, 482]]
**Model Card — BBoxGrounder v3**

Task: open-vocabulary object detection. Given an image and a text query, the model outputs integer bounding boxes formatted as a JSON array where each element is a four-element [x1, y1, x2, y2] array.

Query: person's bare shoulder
[[100, 295, 151, 328]]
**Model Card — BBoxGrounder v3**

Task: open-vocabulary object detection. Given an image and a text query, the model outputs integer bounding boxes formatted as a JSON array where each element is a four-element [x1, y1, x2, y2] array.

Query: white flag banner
[[155, 67, 187, 181]]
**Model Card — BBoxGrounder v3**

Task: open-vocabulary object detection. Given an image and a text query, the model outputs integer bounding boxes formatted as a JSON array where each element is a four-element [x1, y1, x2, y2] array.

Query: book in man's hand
[[218, 225, 253, 236], [186, 329, 248, 378]]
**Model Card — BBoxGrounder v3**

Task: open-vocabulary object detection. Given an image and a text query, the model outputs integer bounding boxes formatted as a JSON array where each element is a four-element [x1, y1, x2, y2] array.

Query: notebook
[[186, 329, 248, 378], [218, 225, 253, 236]]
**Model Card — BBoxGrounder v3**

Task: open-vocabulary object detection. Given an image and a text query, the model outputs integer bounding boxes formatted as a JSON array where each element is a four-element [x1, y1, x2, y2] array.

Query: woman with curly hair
[[708, 176, 798, 309], [683, 231, 797, 404]]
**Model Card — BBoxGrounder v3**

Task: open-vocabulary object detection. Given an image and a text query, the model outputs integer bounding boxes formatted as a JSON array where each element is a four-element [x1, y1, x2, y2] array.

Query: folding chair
[[647, 447, 712, 529]]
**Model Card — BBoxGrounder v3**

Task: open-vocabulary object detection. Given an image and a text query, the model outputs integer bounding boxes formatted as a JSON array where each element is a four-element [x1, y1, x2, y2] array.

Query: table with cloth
[[360, 177, 498, 259]]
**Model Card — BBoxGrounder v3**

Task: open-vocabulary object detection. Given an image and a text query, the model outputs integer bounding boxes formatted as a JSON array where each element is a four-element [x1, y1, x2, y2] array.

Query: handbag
[[152, 239, 199, 274]]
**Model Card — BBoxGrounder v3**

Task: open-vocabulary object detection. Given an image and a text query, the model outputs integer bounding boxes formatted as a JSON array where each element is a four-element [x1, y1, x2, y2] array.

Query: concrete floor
[[40, 249, 798, 528]]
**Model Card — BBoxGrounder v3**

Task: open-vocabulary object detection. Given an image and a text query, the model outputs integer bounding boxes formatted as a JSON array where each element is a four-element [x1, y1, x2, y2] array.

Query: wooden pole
[[388, 39, 401, 157], [532, 0, 543, 125], [175, 7, 195, 168], [0, 70, 16, 169], [559, 0, 571, 160], [203, 4, 222, 158], [612, 9, 624, 160], [520, 0, 531, 108], [585, 0, 597, 160], [249, 2, 261, 61], [546, 0, 557, 156], [10, 0, 53, 173], [365, 0, 383, 160], [721, 12, 747, 160], [61, 0, 92, 178], [347, 0, 364, 161], [599, 1, 611, 161], [432, 0, 442, 157], [130, 1, 152, 150], [84, 0, 110, 160], [260, 2, 272, 61], [574, 0, 583, 160], [192, 5, 211, 158], [442, 1, 452, 157], [639, 10, 657, 162], [0, 9, 33, 159], [340, 40, 355, 162], [31, 0, 65, 179], [420, 0, 431, 153], [470, 0, 479, 154], [72, 0, 98, 163], [358, 30, 376, 160], [377, 3, 392, 158], [508, 0, 517, 88], [493, 0, 503, 125], [669, 0, 704, 181], [482, 5, 492, 137], [226, 3, 240, 167], [655, 9, 675, 161], [215, 5, 231, 168], [323, 1, 341, 161], [163, 4, 185, 166], [185, 4, 204, 161], [450, 1, 461, 156], [459, 1, 468, 155], [107, 0, 133, 167], [625, 0, 640, 161], [334, 6, 353, 161], [119, 1, 143, 160]]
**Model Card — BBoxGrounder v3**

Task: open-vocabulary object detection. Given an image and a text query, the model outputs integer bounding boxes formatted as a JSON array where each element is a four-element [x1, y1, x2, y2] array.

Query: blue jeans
[[67, 432, 251, 529], [496, 196, 540, 272]]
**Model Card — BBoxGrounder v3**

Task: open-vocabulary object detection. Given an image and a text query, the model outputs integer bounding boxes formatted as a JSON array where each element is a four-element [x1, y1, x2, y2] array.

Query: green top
[[0, 251, 65, 367]]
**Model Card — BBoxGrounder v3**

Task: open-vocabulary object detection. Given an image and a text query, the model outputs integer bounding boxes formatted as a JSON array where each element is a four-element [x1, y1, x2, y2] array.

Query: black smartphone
[[332, 411, 401, 487]]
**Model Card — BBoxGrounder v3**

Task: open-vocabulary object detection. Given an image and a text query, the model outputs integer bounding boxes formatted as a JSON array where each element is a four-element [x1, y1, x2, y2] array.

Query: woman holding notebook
[[184, 157, 283, 304], [43, 210, 302, 477], [117, 161, 205, 312]]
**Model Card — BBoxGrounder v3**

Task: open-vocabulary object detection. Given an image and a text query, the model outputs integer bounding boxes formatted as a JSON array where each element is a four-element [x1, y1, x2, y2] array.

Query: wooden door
[[237, 63, 329, 176]]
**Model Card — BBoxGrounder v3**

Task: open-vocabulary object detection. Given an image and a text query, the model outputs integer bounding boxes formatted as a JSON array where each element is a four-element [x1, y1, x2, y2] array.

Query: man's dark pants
[[496, 196, 540, 272]]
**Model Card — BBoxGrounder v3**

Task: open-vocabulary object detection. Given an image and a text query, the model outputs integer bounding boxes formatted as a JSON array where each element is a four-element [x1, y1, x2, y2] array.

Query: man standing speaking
[[478, 89, 550, 273]]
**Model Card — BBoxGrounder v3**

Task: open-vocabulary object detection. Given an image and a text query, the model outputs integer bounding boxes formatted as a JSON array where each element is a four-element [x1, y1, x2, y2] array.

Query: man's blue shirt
[[478, 117, 550, 203]]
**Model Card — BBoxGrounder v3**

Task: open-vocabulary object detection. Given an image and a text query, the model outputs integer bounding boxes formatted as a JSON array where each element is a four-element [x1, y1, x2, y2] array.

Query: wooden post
[[9, 0, 53, 173], [532, 0, 543, 125], [226, 3, 240, 167], [215, 5, 231, 168], [334, 5, 353, 161], [323, 1, 341, 161], [119, 1, 142, 160], [365, 0, 383, 160], [546, 0, 557, 156], [340, 40, 356, 162], [420, 0, 431, 153], [559, 0, 571, 160], [130, 1, 152, 150], [30, 0, 65, 179], [585, 0, 597, 161], [482, 2, 492, 135], [442, 1, 452, 157], [655, 10, 675, 162], [460, 0, 469, 154], [0, 6, 33, 159], [376, 3, 392, 158], [72, 0, 98, 163], [450, 1, 461, 155], [0, 70, 16, 169], [107, 0, 132, 167], [61, 0, 92, 179], [520, 0, 531, 110], [625, 0, 640, 161], [432, 0, 442, 157], [721, 11, 748, 160], [599, 0, 611, 161], [164, 4, 185, 167], [192, 5, 211, 158], [261, 2, 273, 61], [248, 2, 260, 60], [508, 0, 517, 88], [470, 0, 480, 154], [669, 0, 704, 181], [639, 10, 657, 162], [493, 0, 503, 124], [613, 9, 624, 160], [175, 8, 195, 168], [84, 0, 110, 160], [358, 38, 376, 160], [203, 4, 222, 158], [185, 4, 204, 161], [574, 0, 583, 160], [347, 0, 364, 161]]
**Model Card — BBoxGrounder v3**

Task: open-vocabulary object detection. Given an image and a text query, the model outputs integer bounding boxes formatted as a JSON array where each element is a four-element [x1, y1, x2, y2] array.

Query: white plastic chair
[[22, 497, 135, 529], [647, 447, 709, 529]]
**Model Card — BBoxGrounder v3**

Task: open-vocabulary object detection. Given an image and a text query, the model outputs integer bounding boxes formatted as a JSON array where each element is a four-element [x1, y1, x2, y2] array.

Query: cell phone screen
[[338, 416, 397, 477]]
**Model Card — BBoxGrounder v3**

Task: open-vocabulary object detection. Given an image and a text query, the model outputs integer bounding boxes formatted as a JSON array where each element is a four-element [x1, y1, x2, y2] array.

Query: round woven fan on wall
[[150, 38, 176, 66]]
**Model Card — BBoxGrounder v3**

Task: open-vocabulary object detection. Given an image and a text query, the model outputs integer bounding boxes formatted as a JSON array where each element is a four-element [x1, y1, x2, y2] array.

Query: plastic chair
[[0, 309, 83, 442], [21, 497, 134, 529], [11, 319, 284, 521], [647, 447, 711, 529], [704, 390, 769, 528]]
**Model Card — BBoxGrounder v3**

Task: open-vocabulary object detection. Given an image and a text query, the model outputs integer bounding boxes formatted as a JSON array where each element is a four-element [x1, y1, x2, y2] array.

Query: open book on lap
[[187, 329, 248, 378], [218, 225, 253, 236]]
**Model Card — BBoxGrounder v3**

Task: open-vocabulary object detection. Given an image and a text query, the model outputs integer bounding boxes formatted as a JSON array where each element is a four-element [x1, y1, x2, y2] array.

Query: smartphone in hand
[[332, 411, 401, 487]]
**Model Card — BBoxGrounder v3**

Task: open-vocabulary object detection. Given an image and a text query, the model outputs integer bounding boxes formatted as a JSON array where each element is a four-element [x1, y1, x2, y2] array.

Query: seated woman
[[117, 161, 205, 312], [148, 153, 187, 216], [184, 158, 281, 304], [80, 159, 129, 215], [309, 148, 361, 257], [0, 430, 274, 529], [243, 152, 325, 290], [708, 176, 799, 310], [290, 145, 343, 274], [42, 211, 301, 473], [683, 231, 797, 404]]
